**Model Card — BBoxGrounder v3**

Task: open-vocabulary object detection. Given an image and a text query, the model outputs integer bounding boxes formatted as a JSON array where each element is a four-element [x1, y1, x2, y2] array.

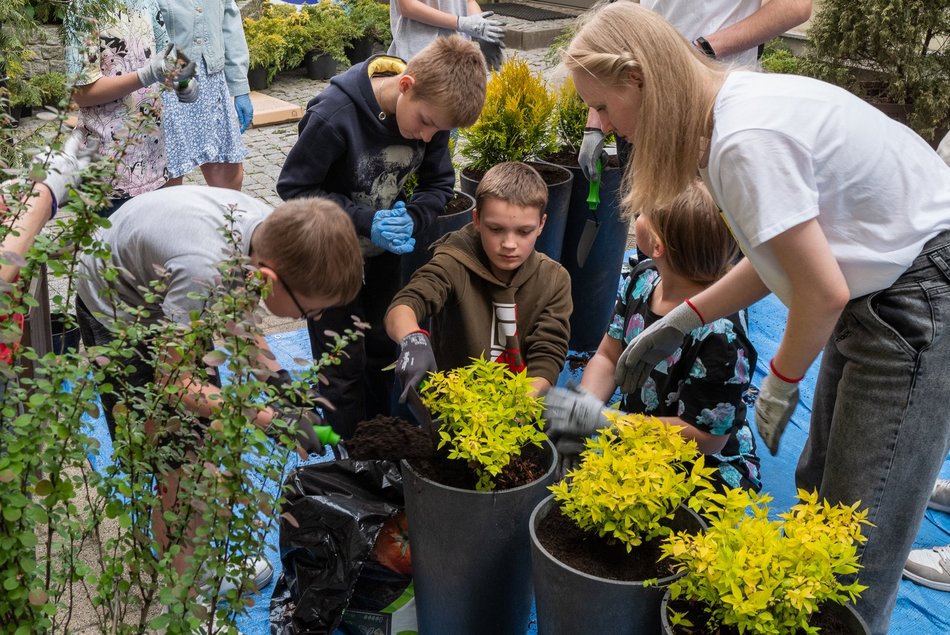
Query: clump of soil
[[535, 504, 674, 581], [344, 415, 434, 461], [442, 192, 472, 216], [663, 598, 855, 634], [566, 351, 594, 372], [409, 442, 549, 491]]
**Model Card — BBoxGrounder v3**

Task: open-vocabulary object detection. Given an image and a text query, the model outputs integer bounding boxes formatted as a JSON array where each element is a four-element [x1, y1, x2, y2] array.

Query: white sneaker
[[929, 479, 950, 513], [903, 545, 950, 592], [199, 556, 274, 597]]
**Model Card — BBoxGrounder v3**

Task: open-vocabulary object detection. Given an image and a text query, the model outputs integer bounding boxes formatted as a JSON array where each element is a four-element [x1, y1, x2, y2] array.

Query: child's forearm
[[580, 336, 622, 403], [385, 304, 422, 342], [395, 0, 464, 30], [1, 183, 54, 283], [659, 416, 729, 455], [72, 74, 146, 108]]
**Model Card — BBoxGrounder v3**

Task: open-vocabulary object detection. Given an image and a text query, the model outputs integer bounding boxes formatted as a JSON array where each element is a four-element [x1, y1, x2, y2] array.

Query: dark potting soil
[[442, 192, 472, 216], [531, 161, 571, 185], [664, 598, 857, 634], [566, 350, 594, 372], [409, 442, 549, 491], [540, 148, 622, 169], [536, 505, 676, 581], [343, 416, 435, 461]]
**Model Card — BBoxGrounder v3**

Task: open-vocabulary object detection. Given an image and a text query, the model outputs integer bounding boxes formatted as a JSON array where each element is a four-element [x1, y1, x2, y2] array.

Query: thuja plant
[[0, 125, 362, 632], [660, 487, 871, 634], [549, 413, 716, 550], [419, 358, 547, 492]]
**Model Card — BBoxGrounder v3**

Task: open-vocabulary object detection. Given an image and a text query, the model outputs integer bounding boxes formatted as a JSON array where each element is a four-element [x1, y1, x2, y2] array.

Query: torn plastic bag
[[269, 457, 404, 635]]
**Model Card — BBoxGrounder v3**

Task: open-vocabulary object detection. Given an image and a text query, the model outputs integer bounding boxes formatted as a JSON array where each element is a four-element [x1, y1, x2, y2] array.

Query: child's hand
[[31, 134, 99, 210], [457, 11, 506, 45], [371, 202, 416, 254], [396, 330, 437, 403], [543, 384, 610, 438]]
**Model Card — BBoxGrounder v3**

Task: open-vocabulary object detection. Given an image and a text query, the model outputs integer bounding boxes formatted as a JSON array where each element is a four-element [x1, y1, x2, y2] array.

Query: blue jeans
[[796, 230, 950, 635]]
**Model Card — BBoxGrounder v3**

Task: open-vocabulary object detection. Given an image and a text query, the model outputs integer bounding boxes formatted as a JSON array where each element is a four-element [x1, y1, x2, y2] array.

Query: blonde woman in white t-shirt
[[564, 4, 950, 634]]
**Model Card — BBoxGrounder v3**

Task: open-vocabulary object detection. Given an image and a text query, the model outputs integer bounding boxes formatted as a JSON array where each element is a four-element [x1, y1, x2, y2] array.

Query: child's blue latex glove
[[371, 201, 416, 255], [234, 94, 253, 133]]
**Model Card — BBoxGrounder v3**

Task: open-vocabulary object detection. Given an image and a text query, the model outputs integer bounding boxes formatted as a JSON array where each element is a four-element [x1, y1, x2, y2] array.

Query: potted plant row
[[405, 358, 557, 635], [529, 413, 714, 634], [659, 487, 872, 634]]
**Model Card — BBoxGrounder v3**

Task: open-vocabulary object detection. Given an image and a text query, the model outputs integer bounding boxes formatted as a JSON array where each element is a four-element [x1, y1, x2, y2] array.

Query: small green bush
[[29, 71, 70, 106], [420, 358, 548, 492], [344, 0, 392, 46], [760, 39, 800, 75]]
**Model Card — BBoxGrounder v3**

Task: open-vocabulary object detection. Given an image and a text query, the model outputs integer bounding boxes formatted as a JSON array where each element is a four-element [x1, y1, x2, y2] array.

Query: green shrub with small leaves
[[301, 0, 360, 65], [661, 487, 871, 634], [420, 358, 547, 492], [550, 413, 716, 550], [553, 77, 588, 154], [344, 0, 392, 46], [459, 58, 559, 175], [29, 71, 70, 106]]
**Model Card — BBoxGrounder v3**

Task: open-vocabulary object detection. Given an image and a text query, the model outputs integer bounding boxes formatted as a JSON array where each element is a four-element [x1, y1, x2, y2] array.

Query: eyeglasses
[[275, 271, 324, 321]]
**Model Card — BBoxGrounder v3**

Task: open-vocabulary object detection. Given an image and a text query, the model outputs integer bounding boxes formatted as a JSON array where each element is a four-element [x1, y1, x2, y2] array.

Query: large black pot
[[659, 589, 871, 634], [400, 190, 475, 285], [460, 161, 573, 261], [530, 495, 706, 635], [543, 160, 628, 351], [402, 440, 557, 635], [304, 50, 337, 81], [247, 66, 270, 91], [51, 312, 80, 355], [345, 36, 376, 65]]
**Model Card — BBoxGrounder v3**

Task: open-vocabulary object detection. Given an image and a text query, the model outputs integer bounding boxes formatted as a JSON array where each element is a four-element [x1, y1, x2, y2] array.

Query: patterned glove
[[578, 128, 607, 183], [615, 301, 703, 395], [457, 11, 505, 45], [396, 330, 437, 402], [754, 361, 801, 456], [371, 201, 416, 255], [234, 94, 254, 133], [32, 134, 98, 212]]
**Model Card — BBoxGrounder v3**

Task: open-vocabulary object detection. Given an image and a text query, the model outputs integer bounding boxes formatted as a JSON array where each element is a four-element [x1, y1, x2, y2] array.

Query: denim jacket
[[158, 0, 250, 96]]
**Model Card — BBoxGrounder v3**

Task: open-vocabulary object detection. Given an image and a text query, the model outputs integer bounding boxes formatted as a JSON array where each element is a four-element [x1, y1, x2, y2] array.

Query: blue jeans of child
[[796, 231, 950, 635]]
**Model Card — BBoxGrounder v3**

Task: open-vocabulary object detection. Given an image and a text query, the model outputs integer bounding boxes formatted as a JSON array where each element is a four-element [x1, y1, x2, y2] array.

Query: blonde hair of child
[[642, 180, 737, 285], [405, 35, 488, 128], [563, 2, 724, 214], [254, 198, 363, 303], [475, 161, 548, 215]]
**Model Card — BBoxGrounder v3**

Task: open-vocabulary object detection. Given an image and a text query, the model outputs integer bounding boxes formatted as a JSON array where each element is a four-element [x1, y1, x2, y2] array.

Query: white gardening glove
[[137, 43, 198, 103], [754, 361, 801, 456], [578, 128, 607, 182], [457, 12, 505, 45], [615, 301, 703, 395], [31, 134, 98, 207], [543, 384, 610, 479]]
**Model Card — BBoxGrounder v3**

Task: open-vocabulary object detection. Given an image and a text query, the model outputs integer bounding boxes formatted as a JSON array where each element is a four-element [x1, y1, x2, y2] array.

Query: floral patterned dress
[[608, 261, 762, 491], [65, 0, 169, 197]]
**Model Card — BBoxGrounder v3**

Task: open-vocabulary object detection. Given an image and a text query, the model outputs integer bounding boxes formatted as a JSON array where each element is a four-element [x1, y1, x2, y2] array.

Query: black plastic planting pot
[[400, 190, 475, 285]]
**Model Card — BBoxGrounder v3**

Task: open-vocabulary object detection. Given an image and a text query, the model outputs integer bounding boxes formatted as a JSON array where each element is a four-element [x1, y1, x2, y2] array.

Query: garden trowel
[[576, 158, 602, 268], [405, 385, 438, 444]]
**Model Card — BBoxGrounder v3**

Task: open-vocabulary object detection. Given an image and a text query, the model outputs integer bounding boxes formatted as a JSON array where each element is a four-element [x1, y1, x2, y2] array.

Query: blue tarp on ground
[[83, 266, 950, 634]]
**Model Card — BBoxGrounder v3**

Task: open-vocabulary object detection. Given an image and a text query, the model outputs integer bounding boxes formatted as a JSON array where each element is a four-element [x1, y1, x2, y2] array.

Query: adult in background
[[578, 0, 812, 183], [158, 0, 252, 190], [564, 4, 950, 632]]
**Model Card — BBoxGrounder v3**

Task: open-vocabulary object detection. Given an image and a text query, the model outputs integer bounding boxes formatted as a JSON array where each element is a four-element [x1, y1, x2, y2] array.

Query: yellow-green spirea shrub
[[420, 358, 547, 492], [661, 487, 871, 635], [549, 413, 716, 550]]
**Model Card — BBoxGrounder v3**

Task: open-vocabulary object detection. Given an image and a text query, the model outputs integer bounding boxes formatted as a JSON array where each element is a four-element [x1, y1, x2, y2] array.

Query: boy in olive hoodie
[[385, 161, 572, 399]]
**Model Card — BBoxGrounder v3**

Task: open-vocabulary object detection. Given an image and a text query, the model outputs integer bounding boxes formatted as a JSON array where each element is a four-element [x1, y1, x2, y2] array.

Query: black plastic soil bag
[[269, 458, 405, 635]]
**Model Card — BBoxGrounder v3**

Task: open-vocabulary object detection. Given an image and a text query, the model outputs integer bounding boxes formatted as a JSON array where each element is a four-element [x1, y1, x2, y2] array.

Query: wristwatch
[[693, 36, 717, 59]]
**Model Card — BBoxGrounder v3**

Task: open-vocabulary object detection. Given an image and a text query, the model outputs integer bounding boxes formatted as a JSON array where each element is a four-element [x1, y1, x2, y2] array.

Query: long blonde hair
[[564, 2, 724, 215]]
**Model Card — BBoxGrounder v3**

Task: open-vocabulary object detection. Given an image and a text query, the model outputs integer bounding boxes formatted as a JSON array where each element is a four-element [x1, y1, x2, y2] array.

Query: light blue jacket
[[157, 0, 250, 96]]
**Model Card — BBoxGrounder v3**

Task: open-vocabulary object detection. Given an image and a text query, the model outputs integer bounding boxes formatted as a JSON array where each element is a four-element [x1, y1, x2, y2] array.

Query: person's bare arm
[[0, 184, 54, 283], [703, 0, 812, 59], [72, 74, 146, 108], [385, 303, 423, 342], [580, 335, 623, 402]]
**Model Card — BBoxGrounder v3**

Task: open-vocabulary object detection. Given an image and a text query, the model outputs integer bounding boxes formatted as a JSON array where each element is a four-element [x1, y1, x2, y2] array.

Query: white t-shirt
[[641, 0, 762, 67], [702, 72, 950, 304]]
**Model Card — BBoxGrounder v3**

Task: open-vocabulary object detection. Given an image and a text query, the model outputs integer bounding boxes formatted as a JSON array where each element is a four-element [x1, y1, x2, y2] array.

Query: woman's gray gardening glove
[[754, 361, 801, 456], [457, 11, 505, 45], [615, 301, 703, 395], [137, 43, 198, 102], [578, 128, 608, 182], [543, 384, 610, 478], [396, 330, 437, 402]]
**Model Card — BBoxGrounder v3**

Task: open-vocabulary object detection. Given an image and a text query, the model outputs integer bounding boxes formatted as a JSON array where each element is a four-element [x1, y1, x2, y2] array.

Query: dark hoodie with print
[[388, 223, 572, 386], [276, 55, 454, 247]]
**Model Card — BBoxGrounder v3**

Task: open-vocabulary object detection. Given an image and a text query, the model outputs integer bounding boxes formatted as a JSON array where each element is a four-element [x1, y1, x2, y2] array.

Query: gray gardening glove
[[544, 384, 610, 479], [457, 11, 505, 45], [137, 43, 198, 103], [615, 301, 703, 395], [396, 330, 438, 402], [754, 364, 800, 456], [479, 39, 505, 72], [578, 128, 608, 182], [32, 134, 98, 208]]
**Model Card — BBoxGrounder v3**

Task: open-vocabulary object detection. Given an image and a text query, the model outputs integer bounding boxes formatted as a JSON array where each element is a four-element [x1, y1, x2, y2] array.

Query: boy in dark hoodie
[[385, 161, 572, 399], [276, 35, 487, 438]]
